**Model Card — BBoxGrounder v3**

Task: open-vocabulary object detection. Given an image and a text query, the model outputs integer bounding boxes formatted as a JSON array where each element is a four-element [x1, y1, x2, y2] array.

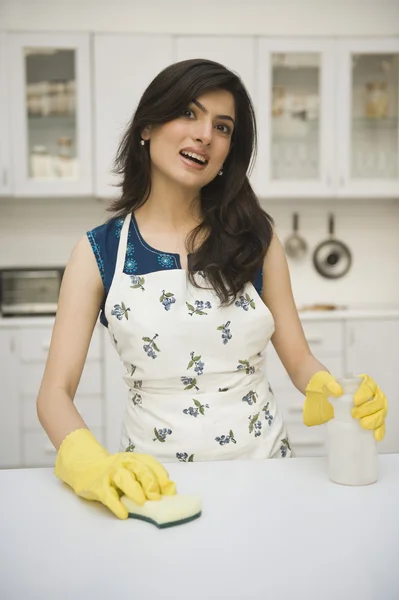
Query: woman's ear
[[141, 125, 151, 141]]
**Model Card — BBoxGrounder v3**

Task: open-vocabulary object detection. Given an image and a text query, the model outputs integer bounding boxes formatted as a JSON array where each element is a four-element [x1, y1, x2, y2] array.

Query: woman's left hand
[[351, 374, 388, 442]]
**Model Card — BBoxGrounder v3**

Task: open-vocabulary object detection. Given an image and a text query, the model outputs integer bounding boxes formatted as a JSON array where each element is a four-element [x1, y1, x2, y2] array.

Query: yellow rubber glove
[[55, 428, 177, 519], [351, 374, 388, 442], [303, 371, 343, 426]]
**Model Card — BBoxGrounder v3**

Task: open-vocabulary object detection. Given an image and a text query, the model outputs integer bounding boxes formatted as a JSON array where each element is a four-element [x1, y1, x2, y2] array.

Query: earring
[[218, 169, 223, 176], [140, 139, 145, 146]]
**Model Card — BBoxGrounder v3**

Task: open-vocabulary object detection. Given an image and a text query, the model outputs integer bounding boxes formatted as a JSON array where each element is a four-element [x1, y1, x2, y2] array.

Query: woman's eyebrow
[[192, 98, 235, 125]]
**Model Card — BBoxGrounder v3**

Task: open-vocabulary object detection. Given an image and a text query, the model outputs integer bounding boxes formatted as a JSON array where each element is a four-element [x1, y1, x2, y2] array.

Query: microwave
[[0, 267, 65, 317]]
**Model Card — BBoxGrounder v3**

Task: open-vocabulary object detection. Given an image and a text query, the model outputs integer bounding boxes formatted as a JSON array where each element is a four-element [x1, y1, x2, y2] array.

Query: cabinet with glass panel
[[336, 38, 399, 198], [256, 37, 399, 199], [8, 33, 93, 196]]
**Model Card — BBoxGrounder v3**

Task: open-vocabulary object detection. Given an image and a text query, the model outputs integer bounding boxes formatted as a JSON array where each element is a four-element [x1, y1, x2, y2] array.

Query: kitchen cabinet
[[256, 38, 336, 199], [345, 318, 399, 454], [0, 322, 104, 469], [256, 37, 399, 199], [0, 329, 20, 468], [336, 38, 399, 198], [8, 33, 93, 197], [93, 34, 174, 198], [0, 32, 11, 196], [266, 319, 345, 457]]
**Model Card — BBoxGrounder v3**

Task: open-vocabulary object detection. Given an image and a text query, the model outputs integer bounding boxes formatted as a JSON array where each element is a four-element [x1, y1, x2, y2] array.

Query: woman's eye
[[216, 123, 231, 135], [182, 108, 194, 118]]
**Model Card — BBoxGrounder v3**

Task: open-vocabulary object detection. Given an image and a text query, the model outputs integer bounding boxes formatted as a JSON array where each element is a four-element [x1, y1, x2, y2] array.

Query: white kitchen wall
[[1, 197, 398, 307], [1, 0, 398, 36]]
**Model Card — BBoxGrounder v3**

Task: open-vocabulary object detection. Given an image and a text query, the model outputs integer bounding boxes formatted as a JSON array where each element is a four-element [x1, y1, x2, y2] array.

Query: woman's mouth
[[179, 150, 208, 170]]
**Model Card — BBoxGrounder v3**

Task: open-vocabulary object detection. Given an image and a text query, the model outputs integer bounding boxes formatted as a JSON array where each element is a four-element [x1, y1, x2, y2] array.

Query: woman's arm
[[36, 234, 105, 450], [261, 231, 330, 395]]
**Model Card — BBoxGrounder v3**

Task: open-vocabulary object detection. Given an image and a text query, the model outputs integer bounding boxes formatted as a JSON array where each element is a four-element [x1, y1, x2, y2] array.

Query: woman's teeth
[[180, 151, 207, 165]]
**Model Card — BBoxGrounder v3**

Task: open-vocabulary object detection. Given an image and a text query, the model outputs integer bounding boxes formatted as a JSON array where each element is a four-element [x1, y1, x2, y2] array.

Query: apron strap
[[115, 212, 132, 275]]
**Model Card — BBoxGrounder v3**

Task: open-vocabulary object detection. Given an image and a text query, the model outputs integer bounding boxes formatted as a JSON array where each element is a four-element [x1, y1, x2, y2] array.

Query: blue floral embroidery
[[160, 290, 176, 311], [181, 376, 200, 391], [248, 413, 262, 437], [242, 390, 258, 405], [187, 352, 204, 376], [124, 257, 138, 273], [280, 438, 291, 457], [153, 427, 172, 443], [142, 334, 160, 359], [176, 452, 194, 462], [130, 392, 142, 406], [125, 438, 135, 452], [235, 293, 256, 311], [111, 302, 130, 320], [237, 359, 255, 375], [217, 320, 232, 344], [183, 399, 210, 417], [126, 242, 135, 255], [215, 430, 236, 446], [158, 254, 174, 269], [186, 300, 212, 316], [130, 275, 145, 291], [262, 402, 274, 426], [115, 218, 124, 238]]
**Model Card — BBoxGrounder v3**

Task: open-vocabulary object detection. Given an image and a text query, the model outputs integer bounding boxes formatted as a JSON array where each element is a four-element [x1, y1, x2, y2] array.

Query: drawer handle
[[288, 406, 303, 414], [44, 443, 57, 454], [305, 336, 323, 343], [292, 440, 324, 447]]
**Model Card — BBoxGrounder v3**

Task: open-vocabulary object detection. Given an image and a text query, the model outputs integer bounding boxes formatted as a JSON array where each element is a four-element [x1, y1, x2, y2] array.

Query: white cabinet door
[[0, 329, 20, 468], [9, 33, 93, 197], [336, 38, 399, 198], [0, 32, 11, 196], [93, 34, 174, 198], [345, 318, 399, 454], [256, 38, 336, 198]]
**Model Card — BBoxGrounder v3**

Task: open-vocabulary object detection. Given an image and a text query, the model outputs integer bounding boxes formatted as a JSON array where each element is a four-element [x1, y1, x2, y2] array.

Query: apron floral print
[[105, 212, 292, 463]]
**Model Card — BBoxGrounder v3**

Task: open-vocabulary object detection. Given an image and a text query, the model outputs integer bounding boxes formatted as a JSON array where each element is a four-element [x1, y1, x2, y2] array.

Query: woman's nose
[[192, 120, 213, 145]]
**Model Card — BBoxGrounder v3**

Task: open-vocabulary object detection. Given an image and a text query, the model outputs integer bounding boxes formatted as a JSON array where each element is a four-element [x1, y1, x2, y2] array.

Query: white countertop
[[1, 308, 399, 328], [1, 455, 398, 600]]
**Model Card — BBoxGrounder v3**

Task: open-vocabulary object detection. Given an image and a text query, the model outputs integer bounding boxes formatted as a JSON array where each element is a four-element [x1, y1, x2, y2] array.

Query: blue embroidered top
[[86, 213, 263, 328]]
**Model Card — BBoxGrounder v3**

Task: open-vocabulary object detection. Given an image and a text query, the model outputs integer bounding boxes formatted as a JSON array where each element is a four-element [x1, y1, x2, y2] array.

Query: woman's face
[[142, 89, 235, 190]]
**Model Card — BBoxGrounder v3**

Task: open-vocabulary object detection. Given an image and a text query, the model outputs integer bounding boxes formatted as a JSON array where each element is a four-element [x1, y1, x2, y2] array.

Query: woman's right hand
[[55, 428, 177, 519]]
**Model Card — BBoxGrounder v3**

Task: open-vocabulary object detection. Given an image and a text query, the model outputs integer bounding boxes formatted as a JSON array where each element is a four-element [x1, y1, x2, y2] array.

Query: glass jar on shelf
[[30, 145, 53, 179], [53, 136, 76, 178], [364, 82, 389, 119]]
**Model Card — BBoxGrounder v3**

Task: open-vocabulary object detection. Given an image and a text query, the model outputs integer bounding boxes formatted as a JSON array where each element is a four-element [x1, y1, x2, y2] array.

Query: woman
[[37, 59, 388, 519]]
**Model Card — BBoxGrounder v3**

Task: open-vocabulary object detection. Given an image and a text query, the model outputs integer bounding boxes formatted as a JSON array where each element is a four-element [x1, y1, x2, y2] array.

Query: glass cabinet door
[[9, 33, 92, 197], [256, 39, 335, 198], [337, 39, 399, 197]]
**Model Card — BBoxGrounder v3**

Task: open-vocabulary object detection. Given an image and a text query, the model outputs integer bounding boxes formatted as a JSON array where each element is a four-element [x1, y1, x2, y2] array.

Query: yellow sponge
[[120, 493, 202, 528]]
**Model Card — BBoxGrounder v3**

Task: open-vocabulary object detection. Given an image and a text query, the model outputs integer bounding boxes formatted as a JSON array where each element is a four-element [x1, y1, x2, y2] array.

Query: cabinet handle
[[288, 406, 303, 414], [44, 443, 57, 454], [293, 440, 324, 447], [305, 336, 323, 344]]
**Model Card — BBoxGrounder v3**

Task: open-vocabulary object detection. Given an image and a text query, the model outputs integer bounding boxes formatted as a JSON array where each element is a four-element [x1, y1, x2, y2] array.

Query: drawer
[[20, 361, 103, 396], [19, 326, 101, 363], [266, 351, 344, 392], [22, 394, 104, 431], [22, 427, 104, 467], [301, 321, 344, 355], [286, 423, 326, 449]]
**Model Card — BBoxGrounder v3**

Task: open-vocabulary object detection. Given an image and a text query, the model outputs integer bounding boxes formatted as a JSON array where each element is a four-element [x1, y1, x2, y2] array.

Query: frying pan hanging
[[284, 213, 307, 260], [313, 214, 352, 279]]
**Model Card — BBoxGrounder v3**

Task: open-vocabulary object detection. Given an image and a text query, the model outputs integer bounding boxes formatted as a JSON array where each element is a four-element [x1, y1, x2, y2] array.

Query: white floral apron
[[104, 212, 291, 463]]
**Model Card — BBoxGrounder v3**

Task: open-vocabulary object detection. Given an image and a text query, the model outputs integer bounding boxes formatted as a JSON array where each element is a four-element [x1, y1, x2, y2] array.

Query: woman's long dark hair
[[108, 58, 274, 304]]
